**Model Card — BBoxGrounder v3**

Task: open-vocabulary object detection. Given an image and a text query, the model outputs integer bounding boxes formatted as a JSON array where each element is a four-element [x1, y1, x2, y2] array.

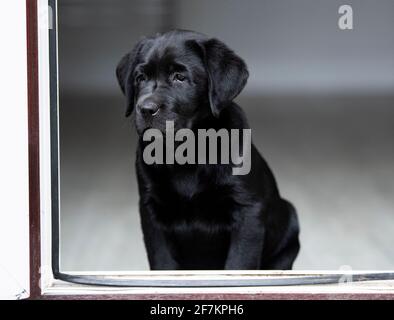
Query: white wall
[[0, 0, 30, 299]]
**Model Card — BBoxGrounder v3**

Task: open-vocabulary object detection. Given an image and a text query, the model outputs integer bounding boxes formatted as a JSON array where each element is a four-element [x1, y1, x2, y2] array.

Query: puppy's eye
[[173, 73, 186, 82], [136, 74, 146, 83]]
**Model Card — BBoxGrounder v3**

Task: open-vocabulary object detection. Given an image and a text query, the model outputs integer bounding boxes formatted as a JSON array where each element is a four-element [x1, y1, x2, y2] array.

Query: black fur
[[116, 30, 300, 270]]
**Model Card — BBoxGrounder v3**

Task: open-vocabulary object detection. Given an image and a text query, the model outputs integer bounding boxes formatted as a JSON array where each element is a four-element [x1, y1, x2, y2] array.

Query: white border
[[0, 0, 30, 301], [38, 0, 54, 290]]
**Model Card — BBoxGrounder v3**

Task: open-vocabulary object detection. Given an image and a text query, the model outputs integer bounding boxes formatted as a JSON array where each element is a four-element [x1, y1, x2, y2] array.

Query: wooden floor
[[60, 94, 394, 271]]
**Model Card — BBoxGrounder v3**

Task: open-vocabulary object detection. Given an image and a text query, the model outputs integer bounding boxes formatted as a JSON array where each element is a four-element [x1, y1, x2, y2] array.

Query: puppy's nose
[[138, 102, 160, 117]]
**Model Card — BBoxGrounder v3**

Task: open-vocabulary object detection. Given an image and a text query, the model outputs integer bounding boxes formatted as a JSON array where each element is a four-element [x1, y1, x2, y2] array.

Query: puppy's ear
[[195, 38, 249, 117], [116, 38, 150, 117]]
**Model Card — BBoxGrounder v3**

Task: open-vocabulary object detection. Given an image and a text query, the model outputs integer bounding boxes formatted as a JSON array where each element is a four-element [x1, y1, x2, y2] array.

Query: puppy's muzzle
[[137, 101, 160, 117]]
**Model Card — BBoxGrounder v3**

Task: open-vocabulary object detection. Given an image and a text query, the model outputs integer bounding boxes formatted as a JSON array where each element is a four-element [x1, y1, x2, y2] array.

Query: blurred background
[[58, 0, 394, 271]]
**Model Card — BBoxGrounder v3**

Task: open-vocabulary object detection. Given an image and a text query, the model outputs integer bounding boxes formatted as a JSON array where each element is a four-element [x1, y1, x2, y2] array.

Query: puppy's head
[[116, 30, 248, 134]]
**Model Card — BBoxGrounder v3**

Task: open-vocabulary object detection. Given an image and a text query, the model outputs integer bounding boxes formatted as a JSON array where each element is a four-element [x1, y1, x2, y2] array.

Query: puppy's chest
[[152, 176, 237, 229]]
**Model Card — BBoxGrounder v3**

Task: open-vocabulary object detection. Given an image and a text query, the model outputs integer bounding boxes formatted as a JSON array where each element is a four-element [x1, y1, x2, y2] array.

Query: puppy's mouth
[[136, 118, 171, 136]]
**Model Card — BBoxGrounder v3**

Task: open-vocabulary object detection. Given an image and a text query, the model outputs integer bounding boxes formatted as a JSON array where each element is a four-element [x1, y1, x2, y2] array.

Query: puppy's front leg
[[225, 206, 265, 270], [140, 205, 178, 270]]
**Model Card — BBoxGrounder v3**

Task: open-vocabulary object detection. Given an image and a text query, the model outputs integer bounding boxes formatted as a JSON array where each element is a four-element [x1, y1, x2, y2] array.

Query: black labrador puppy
[[116, 30, 300, 270]]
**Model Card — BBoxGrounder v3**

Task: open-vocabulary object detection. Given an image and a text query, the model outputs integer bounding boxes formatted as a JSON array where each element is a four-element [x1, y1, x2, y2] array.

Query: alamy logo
[[338, 5, 353, 30], [338, 265, 353, 285], [142, 121, 252, 175], [38, 4, 54, 30]]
